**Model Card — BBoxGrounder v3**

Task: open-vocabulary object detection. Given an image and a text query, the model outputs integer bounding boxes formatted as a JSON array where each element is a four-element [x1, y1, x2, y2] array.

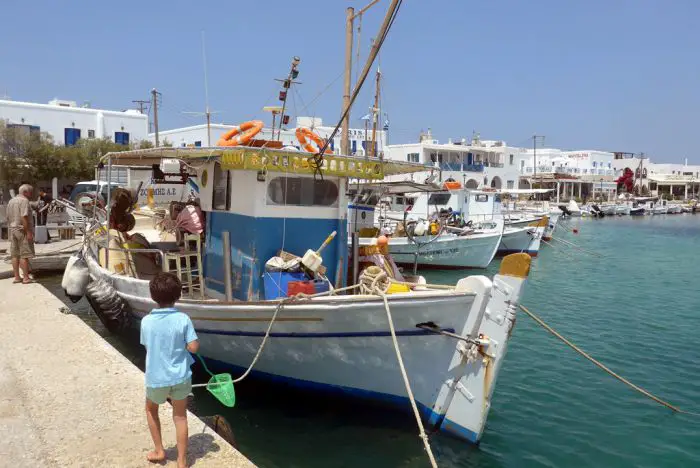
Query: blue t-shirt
[[140, 308, 198, 388]]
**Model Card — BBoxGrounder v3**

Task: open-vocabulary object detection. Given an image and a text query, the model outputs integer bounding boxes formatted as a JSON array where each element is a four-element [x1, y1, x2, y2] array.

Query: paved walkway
[[0, 237, 82, 278], [0, 277, 255, 467]]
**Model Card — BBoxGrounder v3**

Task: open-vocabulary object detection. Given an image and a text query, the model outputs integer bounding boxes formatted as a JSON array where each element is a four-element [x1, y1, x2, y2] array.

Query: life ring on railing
[[295, 127, 333, 155], [217, 120, 263, 146]]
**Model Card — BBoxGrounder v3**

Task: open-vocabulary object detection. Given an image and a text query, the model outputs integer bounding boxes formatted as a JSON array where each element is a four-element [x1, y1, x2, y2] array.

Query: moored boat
[[67, 146, 534, 446]]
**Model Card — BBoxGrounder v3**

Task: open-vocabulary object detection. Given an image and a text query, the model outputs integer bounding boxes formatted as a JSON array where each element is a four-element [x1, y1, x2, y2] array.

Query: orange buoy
[[295, 127, 333, 155], [376, 235, 389, 247], [217, 120, 263, 146]]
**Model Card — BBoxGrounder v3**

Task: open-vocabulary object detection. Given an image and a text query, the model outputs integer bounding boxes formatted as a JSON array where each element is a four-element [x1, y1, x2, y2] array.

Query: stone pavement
[[0, 276, 256, 467]]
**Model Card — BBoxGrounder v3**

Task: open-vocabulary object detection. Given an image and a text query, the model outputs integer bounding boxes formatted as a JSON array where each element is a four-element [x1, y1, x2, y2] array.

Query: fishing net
[[206, 373, 236, 408]]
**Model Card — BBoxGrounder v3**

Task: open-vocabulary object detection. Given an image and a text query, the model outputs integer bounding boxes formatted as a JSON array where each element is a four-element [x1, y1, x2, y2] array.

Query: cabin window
[[395, 196, 405, 205], [475, 194, 489, 202], [267, 177, 339, 207], [427, 192, 451, 205], [212, 163, 230, 210]]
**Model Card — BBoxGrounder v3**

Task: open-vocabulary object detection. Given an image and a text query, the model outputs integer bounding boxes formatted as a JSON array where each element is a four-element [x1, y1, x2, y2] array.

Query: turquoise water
[[44, 214, 700, 467]]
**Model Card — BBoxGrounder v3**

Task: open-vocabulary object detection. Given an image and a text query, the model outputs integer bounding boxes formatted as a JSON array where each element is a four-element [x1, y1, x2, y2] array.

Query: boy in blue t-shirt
[[140, 272, 199, 468]]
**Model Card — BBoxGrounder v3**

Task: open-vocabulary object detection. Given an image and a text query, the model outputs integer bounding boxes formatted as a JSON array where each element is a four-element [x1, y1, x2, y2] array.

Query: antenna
[[182, 31, 221, 146]]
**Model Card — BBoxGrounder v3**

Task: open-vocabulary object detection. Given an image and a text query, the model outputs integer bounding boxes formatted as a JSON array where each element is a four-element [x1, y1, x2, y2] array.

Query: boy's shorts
[[146, 379, 192, 404]]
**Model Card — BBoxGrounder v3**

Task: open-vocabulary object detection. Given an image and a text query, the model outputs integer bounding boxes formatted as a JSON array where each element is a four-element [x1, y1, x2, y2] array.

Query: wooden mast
[[369, 67, 381, 157]]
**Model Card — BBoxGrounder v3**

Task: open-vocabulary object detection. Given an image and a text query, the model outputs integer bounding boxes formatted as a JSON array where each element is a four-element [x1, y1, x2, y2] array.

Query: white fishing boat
[[353, 183, 504, 269], [667, 203, 683, 214], [601, 204, 618, 216], [66, 146, 534, 447], [615, 204, 631, 216], [649, 199, 668, 215], [560, 199, 583, 217]]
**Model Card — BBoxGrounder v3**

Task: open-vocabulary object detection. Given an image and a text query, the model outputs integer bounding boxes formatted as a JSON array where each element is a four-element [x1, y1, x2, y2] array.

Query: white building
[[383, 130, 525, 190], [0, 98, 148, 146], [612, 154, 700, 199], [152, 116, 387, 157]]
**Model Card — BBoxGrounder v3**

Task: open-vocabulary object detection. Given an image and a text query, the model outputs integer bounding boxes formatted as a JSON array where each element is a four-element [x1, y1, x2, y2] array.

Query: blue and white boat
[[71, 146, 534, 446]]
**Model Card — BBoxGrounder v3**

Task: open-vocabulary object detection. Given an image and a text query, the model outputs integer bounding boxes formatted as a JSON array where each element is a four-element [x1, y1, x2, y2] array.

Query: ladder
[[164, 234, 204, 299]]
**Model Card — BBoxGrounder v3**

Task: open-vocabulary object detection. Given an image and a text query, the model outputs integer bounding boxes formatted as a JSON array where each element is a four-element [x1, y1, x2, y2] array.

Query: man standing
[[37, 189, 53, 226], [7, 184, 35, 284]]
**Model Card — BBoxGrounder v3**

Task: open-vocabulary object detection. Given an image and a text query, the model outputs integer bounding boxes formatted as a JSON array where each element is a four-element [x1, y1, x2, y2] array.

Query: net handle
[[195, 353, 216, 378]]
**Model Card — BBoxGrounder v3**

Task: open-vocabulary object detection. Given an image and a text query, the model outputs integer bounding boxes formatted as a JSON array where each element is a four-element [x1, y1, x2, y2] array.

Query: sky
[[1, 0, 699, 162]]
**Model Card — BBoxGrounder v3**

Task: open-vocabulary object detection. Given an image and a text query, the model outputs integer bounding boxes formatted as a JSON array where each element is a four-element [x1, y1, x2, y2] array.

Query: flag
[[383, 119, 390, 131], [360, 113, 371, 121]]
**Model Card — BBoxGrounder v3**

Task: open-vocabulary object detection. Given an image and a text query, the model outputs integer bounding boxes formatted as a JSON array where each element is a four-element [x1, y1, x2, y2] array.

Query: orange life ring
[[217, 120, 263, 147], [295, 127, 333, 155]]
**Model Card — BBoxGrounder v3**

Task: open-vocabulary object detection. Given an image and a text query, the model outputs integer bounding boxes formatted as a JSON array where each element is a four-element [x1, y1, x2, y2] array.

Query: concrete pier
[[0, 276, 255, 467]]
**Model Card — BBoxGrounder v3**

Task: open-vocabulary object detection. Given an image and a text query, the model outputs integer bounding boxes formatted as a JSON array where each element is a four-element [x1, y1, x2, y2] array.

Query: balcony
[[438, 162, 485, 172]]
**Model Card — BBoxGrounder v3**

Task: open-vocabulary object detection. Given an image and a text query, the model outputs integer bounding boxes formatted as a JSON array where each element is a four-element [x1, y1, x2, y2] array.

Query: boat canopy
[[100, 147, 429, 180]]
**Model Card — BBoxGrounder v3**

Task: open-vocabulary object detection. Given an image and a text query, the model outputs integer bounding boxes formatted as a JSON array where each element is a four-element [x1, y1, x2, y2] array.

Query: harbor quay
[[0, 276, 255, 467]]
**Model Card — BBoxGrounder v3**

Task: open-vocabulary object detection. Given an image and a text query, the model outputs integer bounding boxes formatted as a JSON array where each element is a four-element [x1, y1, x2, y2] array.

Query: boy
[[141, 272, 199, 468]]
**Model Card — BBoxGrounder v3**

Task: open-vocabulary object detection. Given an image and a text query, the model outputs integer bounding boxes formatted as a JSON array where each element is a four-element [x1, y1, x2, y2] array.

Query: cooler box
[[287, 281, 316, 297], [313, 279, 330, 295], [264, 271, 306, 300]]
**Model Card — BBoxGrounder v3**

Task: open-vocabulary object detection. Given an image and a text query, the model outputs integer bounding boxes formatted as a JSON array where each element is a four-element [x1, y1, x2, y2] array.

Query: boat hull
[[386, 230, 502, 269], [83, 250, 531, 444]]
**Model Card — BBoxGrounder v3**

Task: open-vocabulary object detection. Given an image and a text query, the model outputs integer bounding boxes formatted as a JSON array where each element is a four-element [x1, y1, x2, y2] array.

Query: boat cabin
[[96, 147, 426, 301]]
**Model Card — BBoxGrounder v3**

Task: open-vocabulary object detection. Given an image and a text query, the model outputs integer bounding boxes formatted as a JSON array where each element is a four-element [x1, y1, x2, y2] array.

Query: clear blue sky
[[1, 0, 698, 162]]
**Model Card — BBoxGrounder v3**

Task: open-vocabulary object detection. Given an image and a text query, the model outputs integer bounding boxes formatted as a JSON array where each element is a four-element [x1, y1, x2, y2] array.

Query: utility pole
[[151, 88, 161, 147], [132, 99, 149, 114], [341, 0, 381, 156]]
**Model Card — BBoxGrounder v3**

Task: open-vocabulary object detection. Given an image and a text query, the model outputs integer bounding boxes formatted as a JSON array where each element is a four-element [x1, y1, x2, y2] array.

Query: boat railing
[[92, 238, 167, 272]]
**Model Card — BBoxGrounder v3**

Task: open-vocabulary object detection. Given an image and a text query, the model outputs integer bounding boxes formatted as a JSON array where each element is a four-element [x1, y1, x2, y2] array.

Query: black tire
[[85, 279, 132, 334]]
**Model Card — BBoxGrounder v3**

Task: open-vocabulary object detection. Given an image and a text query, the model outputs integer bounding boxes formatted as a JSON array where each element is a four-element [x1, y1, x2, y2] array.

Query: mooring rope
[[359, 267, 439, 467], [519, 304, 700, 417]]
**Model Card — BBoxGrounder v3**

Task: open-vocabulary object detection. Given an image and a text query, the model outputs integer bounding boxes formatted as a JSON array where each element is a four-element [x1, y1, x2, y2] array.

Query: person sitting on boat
[[141, 272, 199, 468]]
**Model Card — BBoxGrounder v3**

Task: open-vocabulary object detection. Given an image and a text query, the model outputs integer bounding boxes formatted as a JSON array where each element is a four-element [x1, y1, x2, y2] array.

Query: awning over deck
[[100, 147, 430, 180]]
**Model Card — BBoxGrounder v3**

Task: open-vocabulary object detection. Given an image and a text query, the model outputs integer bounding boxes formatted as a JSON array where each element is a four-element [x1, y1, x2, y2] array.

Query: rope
[[359, 267, 438, 467], [232, 296, 296, 383], [519, 304, 700, 417]]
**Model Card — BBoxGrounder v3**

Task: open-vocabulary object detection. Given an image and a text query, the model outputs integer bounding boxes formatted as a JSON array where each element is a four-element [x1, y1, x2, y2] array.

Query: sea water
[[43, 214, 700, 467]]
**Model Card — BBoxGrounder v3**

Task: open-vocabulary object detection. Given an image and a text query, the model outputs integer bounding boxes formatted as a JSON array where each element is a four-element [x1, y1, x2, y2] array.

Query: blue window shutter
[[64, 128, 80, 146], [194, 141, 202, 147], [114, 131, 130, 145], [351, 140, 357, 154]]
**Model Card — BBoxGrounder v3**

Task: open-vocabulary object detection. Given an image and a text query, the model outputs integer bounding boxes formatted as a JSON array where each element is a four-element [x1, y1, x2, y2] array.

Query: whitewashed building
[[152, 116, 387, 156], [0, 98, 148, 146], [612, 154, 700, 199], [519, 148, 618, 200], [383, 131, 525, 190]]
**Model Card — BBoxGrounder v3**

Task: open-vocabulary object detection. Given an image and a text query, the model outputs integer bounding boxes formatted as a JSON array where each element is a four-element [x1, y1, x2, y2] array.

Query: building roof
[[0, 99, 146, 120]]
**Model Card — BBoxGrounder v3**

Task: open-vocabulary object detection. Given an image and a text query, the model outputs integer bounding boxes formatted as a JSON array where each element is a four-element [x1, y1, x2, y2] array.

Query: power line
[[132, 99, 149, 114]]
